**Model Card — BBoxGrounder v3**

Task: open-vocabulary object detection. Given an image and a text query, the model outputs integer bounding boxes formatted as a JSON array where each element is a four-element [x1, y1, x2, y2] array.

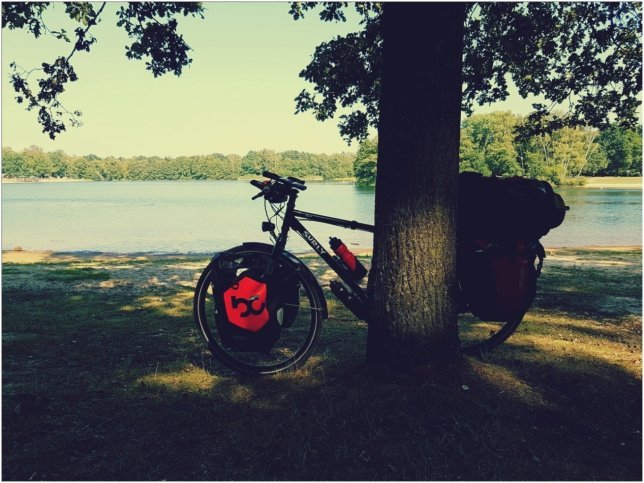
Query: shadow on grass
[[533, 266, 641, 321], [2, 254, 642, 480], [526, 312, 640, 341]]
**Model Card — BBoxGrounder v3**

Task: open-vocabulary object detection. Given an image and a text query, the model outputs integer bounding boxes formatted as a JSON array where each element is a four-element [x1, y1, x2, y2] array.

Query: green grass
[[2, 248, 641, 480], [43, 267, 111, 282]]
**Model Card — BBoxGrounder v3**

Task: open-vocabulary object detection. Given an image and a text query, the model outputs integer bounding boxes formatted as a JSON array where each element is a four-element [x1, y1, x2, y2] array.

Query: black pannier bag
[[210, 251, 300, 353], [457, 172, 567, 321]]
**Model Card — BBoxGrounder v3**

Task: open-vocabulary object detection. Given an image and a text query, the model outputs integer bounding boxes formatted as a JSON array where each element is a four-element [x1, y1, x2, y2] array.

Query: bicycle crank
[[329, 280, 368, 321]]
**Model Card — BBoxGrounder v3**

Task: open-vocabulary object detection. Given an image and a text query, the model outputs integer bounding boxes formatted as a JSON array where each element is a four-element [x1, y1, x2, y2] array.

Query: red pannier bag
[[211, 251, 299, 353], [457, 239, 545, 321]]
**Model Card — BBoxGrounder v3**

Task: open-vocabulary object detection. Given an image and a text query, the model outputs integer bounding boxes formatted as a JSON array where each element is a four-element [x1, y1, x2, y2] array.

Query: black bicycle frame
[[272, 191, 373, 303]]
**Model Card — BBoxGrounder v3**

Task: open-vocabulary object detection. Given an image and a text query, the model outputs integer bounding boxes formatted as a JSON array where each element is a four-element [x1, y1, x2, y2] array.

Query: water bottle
[[329, 237, 368, 281]]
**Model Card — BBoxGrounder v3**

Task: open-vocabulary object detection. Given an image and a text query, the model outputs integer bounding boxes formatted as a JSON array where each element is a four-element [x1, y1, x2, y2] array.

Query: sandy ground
[[3, 246, 640, 304], [582, 177, 642, 188], [2, 246, 641, 265]]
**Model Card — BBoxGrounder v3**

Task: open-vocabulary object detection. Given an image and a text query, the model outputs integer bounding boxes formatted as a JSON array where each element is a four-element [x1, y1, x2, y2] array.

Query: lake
[[1, 181, 641, 253]]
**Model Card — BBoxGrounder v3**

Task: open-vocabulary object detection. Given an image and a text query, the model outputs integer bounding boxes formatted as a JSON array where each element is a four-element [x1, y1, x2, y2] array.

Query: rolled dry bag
[[458, 172, 568, 242]]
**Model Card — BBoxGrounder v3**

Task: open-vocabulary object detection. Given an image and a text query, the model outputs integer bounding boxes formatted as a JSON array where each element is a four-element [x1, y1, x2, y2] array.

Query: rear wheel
[[458, 312, 522, 355], [194, 247, 324, 375]]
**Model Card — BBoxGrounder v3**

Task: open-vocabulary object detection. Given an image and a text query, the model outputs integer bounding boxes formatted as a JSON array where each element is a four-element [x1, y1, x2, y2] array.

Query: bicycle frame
[[270, 191, 373, 304]]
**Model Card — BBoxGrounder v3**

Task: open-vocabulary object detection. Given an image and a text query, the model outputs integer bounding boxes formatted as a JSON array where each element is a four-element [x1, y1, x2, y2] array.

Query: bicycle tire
[[458, 312, 523, 356], [194, 246, 324, 375]]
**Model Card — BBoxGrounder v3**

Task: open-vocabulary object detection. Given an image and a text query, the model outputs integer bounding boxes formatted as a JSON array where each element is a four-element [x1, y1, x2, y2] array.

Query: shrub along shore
[[2, 246, 641, 480]]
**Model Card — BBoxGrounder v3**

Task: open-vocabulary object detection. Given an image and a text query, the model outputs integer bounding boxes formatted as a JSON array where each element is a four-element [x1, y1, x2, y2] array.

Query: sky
[[1, 2, 538, 158]]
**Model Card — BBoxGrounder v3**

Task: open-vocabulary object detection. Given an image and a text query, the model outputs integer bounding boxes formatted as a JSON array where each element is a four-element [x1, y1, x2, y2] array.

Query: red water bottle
[[329, 237, 368, 281]]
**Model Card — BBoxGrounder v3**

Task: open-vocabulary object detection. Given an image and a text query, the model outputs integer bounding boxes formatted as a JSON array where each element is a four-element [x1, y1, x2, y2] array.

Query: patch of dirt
[[2, 253, 211, 301]]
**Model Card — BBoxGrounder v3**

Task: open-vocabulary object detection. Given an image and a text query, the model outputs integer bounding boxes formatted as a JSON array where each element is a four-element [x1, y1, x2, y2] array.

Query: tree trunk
[[366, 2, 466, 369]]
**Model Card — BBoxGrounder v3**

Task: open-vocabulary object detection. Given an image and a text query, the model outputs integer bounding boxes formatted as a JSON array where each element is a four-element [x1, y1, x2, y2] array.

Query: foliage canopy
[[290, 2, 642, 142], [4, 3, 640, 143]]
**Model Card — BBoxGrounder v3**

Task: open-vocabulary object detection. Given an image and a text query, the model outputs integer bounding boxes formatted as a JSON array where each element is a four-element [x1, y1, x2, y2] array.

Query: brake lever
[[251, 192, 264, 200]]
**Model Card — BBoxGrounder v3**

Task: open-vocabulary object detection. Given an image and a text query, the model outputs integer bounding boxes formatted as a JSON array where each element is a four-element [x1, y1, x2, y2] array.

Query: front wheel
[[194, 247, 324, 375]]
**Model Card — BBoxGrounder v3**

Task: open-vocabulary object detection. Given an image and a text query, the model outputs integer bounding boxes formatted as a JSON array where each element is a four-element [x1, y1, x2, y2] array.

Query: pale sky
[[1, 2, 537, 158]]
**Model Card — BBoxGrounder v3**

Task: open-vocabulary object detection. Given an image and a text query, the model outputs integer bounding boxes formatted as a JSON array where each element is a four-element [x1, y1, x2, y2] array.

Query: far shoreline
[[1, 177, 89, 184], [2, 176, 642, 189]]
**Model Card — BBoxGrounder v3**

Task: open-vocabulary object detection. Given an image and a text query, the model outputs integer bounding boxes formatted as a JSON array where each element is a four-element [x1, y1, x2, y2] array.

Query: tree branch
[[65, 1, 106, 62]]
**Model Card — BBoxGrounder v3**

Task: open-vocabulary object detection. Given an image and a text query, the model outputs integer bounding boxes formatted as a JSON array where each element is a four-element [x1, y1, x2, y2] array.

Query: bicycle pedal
[[329, 280, 367, 320]]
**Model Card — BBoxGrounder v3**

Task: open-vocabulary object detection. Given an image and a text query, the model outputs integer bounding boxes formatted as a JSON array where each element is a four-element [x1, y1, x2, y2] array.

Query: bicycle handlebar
[[287, 175, 305, 184], [261, 170, 281, 181], [249, 172, 307, 202], [262, 171, 307, 191]]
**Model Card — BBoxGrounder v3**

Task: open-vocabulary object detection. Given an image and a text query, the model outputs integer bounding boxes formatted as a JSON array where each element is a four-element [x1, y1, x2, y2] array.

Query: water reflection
[[2, 181, 641, 252]]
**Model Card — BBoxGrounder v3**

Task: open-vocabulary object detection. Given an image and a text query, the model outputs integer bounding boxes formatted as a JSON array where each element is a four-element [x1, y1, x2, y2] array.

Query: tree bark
[[366, 2, 466, 369]]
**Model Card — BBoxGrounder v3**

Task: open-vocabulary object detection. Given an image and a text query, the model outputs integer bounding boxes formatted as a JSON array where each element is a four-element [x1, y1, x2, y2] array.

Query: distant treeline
[[355, 113, 643, 185], [4, 113, 641, 185], [0, 148, 356, 181]]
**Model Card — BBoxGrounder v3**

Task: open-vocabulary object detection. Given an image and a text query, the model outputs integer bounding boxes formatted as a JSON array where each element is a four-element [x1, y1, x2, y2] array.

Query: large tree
[[4, 2, 642, 369], [290, 2, 641, 368]]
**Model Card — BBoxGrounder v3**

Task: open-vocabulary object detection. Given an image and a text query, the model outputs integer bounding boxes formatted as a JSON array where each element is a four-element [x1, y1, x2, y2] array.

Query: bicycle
[[193, 171, 527, 375]]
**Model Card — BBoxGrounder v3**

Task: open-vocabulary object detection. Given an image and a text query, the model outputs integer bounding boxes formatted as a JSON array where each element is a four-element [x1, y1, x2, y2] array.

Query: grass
[[43, 267, 111, 282], [2, 247, 641, 480]]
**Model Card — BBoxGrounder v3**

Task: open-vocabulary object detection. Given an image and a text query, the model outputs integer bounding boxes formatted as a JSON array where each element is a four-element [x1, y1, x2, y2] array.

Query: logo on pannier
[[223, 276, 269, 332]]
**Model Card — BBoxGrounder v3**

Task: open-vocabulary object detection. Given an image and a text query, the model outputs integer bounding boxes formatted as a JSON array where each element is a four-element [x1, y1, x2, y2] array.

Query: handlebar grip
[[261, 170, 307, 191], [250, 179, 264, 189], [262, 171, 281, 181], [287, 176, 305, 184]]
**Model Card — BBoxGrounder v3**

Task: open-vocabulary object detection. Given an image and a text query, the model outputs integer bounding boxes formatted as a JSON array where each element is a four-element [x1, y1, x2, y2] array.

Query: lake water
[[1, 181, 641, 253]]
